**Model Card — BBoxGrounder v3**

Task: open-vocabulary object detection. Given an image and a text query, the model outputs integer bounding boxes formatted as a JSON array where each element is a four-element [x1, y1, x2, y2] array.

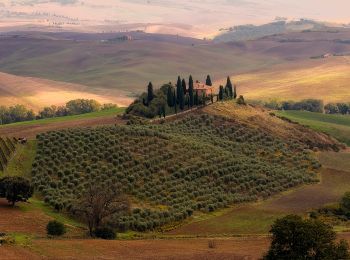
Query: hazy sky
[[1, 0, 349, 36]]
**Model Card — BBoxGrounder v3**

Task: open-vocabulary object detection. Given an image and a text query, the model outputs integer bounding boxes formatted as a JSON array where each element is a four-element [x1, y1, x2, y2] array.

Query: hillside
[[30, 102, 341, 233], [0, 72, 132, 111]]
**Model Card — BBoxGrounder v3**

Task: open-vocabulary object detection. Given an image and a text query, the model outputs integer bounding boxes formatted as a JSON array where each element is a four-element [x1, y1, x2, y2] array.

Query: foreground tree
[[166, 85, 174, 107], [0, 176, 33, 206], [264, 215, 350, 260], [72, 181, 130, 236]]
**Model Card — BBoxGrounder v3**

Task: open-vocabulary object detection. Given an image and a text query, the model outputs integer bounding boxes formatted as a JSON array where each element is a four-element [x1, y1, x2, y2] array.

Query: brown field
[[0, 199, 50, 237], [0, 72, 132, 111], [229, 57, 350, 103], [0, 114, 125, 139]]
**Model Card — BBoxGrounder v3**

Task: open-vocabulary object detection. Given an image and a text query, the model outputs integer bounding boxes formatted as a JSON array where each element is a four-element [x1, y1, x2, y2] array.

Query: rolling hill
[[0, 72, 132, 111], [1, 29, 350, 108]]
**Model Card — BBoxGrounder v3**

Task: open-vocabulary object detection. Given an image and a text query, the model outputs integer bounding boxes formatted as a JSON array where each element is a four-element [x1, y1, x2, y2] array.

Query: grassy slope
[[276, 110, 350, 145], [0, 108, 124, 128]]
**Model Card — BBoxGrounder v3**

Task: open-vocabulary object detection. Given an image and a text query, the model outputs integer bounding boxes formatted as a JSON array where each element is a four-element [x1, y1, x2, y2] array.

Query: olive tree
[[72, 180, 130, 236]]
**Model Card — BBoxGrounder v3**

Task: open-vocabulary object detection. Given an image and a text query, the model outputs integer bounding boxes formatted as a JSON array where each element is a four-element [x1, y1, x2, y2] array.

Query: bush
[[94, 227, 116, 240], [46, 220, 66, 237]]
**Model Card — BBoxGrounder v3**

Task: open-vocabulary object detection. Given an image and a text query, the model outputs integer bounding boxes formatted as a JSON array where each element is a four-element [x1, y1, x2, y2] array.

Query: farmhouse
[[193, 81, 214, 96]]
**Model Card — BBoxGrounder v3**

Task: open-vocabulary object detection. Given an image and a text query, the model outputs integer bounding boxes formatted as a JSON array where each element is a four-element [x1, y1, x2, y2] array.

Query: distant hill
[[214, 19, 348, 42]]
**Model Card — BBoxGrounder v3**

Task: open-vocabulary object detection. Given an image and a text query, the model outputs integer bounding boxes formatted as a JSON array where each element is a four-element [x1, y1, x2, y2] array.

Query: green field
[[0, 108, 125, 128], [276, 111, 350, 146]]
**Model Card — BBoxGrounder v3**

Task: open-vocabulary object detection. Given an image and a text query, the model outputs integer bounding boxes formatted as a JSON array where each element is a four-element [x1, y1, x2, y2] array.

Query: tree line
[[126, 75, 238, 118], [262, 99, 350, 114], [0, 99, 117, 125]]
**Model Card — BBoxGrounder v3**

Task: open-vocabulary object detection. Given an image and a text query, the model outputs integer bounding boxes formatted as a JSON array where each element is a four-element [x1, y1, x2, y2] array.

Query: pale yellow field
[[225, 57, 350, 103], [0, 72, 133, 111]]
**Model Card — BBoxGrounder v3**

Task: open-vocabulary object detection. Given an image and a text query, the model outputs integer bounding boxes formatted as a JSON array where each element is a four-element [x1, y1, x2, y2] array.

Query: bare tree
[[72, 181, 130, 236]]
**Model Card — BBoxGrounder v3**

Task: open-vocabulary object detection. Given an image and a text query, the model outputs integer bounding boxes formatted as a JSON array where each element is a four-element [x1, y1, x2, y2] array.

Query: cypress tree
[[173, 89, 177, 114], [219, 85, 224, 101], [179, 84, 185, 110], [194, 91, 199, 106], [233, 84, 237, 99], [147, 82, 154, 104], [202, 92, 206, 106], [189, 75, 194, 107], [176, 76, 182, 104], [206, 75, 212, 86], [210, 94, 214, 104], [167, 85, 174, 107], [226, 76, 233, 99], [182, 79, 187, 95]]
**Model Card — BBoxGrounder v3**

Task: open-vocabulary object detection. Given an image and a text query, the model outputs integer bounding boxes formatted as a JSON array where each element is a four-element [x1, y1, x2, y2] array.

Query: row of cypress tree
[[144, 75, 237, 117]]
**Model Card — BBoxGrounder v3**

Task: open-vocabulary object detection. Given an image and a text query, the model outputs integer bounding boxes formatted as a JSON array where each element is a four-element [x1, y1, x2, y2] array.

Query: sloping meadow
[[32, 114, 320, 232]]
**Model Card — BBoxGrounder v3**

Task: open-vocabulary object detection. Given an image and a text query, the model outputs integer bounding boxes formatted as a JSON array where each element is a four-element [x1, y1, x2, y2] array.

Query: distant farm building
[[194, 81, 214, 96]]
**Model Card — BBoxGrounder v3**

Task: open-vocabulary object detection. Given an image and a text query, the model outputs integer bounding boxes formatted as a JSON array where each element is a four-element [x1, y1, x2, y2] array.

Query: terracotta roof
[[193, 82, 213, 90]]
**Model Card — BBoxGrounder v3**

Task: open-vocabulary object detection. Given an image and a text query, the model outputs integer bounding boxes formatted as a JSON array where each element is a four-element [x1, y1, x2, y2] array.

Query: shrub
[[94, 227, 116, 240], [46, 220, 66, 237]]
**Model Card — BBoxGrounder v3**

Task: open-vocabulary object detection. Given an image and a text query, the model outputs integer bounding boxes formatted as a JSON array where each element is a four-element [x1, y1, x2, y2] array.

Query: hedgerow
[[32, 114, 319, 232]]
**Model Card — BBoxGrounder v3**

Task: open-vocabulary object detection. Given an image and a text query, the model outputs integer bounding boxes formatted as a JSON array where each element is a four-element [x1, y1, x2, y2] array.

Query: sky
[[1, 0, 349, 37]]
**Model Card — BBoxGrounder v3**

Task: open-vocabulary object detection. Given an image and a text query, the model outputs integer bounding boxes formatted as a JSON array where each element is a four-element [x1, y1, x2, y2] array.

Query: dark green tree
[[194, 91, 199, 106], [0, 176, 33, 206], [173, 89, 178, 114], [147, 82, 154, 105], [233, 84, 237, 99], [206, 75, 212, 86], [218, 85, 224, 101], [189, 75, 194, 107], [47, 220, 66, 237], [225, 76, 233, 99], [167, 85, 174, 107], [176, 76, 182, 104], [237, 95, 246, 105], [178, 84, 185, 110], [264, 215, 350, 260], [182, 79, 187, 95]]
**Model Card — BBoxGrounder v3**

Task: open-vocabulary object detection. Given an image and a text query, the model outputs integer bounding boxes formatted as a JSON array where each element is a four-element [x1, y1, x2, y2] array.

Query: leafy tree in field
[[341, 192, 350, 217], [167, 85, 174, 107], [264, 215, 350, 260], [189, 75, 194, 107], [66, 99, 101, 115], [337, 103, 349, 115], [237, 95, 246, 105], [182, 79, 187, 95], [218, 86, 224, 101], [47, 220, 66, 237], [206, 75, 212, 86], [325, 103, 340, 114], [72, 180, 130, 236], [147, 82, 154, 105], [0, 176, 33, 206]]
